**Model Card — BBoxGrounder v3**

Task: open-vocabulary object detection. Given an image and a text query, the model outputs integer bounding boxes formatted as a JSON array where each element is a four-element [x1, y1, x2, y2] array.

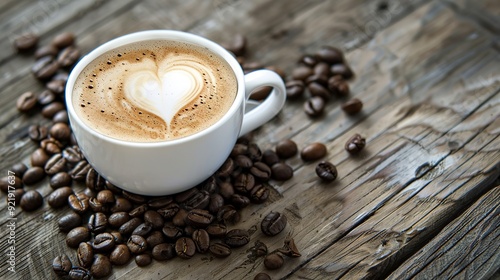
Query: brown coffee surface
[[73, 40, 237, 142]]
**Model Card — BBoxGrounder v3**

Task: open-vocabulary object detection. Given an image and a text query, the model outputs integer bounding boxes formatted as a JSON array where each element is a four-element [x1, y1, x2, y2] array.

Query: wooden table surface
[[0, 0, 499, 279]]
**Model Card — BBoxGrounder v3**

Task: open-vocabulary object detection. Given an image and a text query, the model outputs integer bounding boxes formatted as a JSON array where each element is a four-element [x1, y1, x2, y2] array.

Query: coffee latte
[[72, 40, 237, 142]]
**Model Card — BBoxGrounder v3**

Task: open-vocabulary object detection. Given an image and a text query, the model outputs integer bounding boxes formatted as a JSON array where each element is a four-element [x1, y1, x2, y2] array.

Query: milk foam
[[73, 40, 237, 142]]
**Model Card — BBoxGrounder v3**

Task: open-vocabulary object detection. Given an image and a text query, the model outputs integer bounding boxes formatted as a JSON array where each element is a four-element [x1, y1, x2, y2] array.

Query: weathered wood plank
[[387, 186, 499, 280]]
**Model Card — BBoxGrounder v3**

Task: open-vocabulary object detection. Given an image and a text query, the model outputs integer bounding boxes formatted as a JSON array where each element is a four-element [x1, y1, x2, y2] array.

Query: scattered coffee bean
[[127, 235, 147, 254], [14, 33, 38, 52], [111, 197, 133, 213], [314, 62, 331, 77], [77, 242, 94, 268], [254, 272, 272, 280], [157, 202, 180, 220], [31, 148, 50, 167], [262, 149, 280, 166], [69, 160, 91, 181], [35, 45, 58, 59], [146, 231, 165, 248], [217, 205, 240, 225], [328, 75, 349, 96], [45, 153, 67, 175], [108, 212, 130, 228], [16, 91, 38, 112], [250, 162, 272, 181], [52, 32, 75, 49], [20, 190, 43, 211], [304, 96, 325, 117], [249, 184, 270, 203], [88, 212, 108, 234], [235, 155, 253, 169], [129, 204, 148, 218], [209, 242, 231, 258], [11, 163, 28, 177], [300, 142, 327, 161], [186, 209, 214, 228], [330, 63, 353, 80], [32, 56, 59, 80], [192, 229, 210, 253], [345, 133, 366, 154], [68, 193, 90, 214], [110, 244, 131, 265], [93, 232, 115, 252], [22, 166, 45, 185], [49, 123, 71, 142], [53, 110, 69, 123], [275, 139, 298, 159], [135, 253, 152, 267], [48, 186, 73, 208], [152, 243, 176, 261], [230, 193, 251, 208], [206, 223, 227, 238], [46, 79, 66, 95], [89, 197, 108, 213], [119, 217, 142, 236], [299, 54, 318, 67], [49, 172, 72, 189], [10, 189, 25, 205], [0, 176, 22, 193], [58, 212, 81, 232], [143, 210, 164, 229], [28, 124, 48, 142], [37, 89, 57, 105], [315, 46, 344, 64], [175, 237, 196, 259], [279, 235, 301, 257], [208, 193, 225, 214], [66, 226, 90, 248], [234, 173, 255, 194], [90, 254, 112, 279], [225, 229, 250, 248], [315, 161, 338, 182], [52, 254, 72, 276], [292, 66, 313, 81], [41, 101, 65, 118], [97, 189, 115, 205], [271, 163, 294, 181], [63, 146, 84, 166], [308, 82, 330, 100], [132, 223, 153, 237], [264, 253, 284, 270], [57, 46, 80, 68], [40, 138, 64, 155], [261, 211, 287, 236], [341, 98, 363, 115], [68, 266, 91, 280]]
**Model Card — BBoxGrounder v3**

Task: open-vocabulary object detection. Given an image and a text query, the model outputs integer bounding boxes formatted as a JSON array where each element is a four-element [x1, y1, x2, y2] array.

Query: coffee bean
[[28, 125, 48, 142], [132, 223, 153, 237], [31, 148, 50, 167], [58, 212, 81, 232], [152, 243, 176, 261], [218, 181, 234, 200], [174, 187, 198, 203], [89, 197, 109, 213], [52, 254, 72, 276], [157, 202, 180, 219], [41, 138, 64, 155], [52, 71, 69, 83], [235, 155, 253, 169], [172, 208, 188, 227], [252, 240, 268, 257], [183, 190, 210, 210], [66, 226, 90, 248], [275, 139, 298, 159], [49, 123, 71, 142], [330, 63, 354, 80], [32, 56, 59, 80], [90, 254, 112, 279], [292, 66, 313, 81], [209, 242, 231, 258], [109, 231, 124, 244], [35, 45, 58, 59], [308, 82, 331, 100], [305, 74, 329, 87], [225, 229, 250, 248], [9, 189, 25, 205], [52, 32, 75, 49], [119, 217, 142, 236], [20, 190, 43, 211], [93, 232, 115, 252], [315, 161, 338, 181], [254, 272, 272, 280], [234, 173, 255, 194], [143, 210, 164, 229], [68, 266, 91, 280], [250, 162, 272, 181], [261, 211, 287, 236], [46, 79, 66, 95], [175, 237, 196, 259], [48, 186, 73, 208], [230, 143, 248, 157], [304, 96, 325, 117], [122, 190, 147, 204], [53, 110, 69, 124], [206, 223, 227, 238], [208, 193, 225, 214], [328, 75, 349, 96], [49, 172, 72, 189], [11, 163, 28, 177], [0, 176, 22, 193], [63, 146, 84, 165], [192, 229, 210, 253], [16, 91, 38, 112], [345, 133, 366, 154], [162, 222, 183, 240], [341, 98, 363, 115], [58, 46, 80, 68], [249, 184, 270, 203], [315, 46, 344, 64], [147, 196, 173, 209], [86, 168, 105, 192], [37, 89, 57, 105], [186, 209, 214, 228], [129, 204, 148, 218], [44, 152, 67, 176], [110, 244, 131, 265], [217, 205, 240, 225], [42, 101, 65, 119], [77, 242, 94, 268], [108, 212, 130, 228], [69, 161, 91, 181], [248, 143, 263, 162], [135, 254, 152, 267], [271, 163, 294, 181], [279, 236, 301, 257], [88, 212, 108, 234], [22, 166, 45, 185], [285, 80, 305, 99], [314, 62, 331, 77], [96, 189, 115, 205], [299, 54, 318, 67], [230, 194, 251, 209], [199, 176, 217, 194], [127, 235, 147, 254], [301, 142, 327, 161], [68, 193, 90, 214], [14, 33, 38, 52], [264, 253, 284, 270], [146, 230, 165, 248], [111, 197, 133, 213]]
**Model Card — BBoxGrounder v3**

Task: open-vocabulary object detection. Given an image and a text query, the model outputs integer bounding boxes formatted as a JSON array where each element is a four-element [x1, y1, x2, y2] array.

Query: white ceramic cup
[[65, 30, 286, 196]]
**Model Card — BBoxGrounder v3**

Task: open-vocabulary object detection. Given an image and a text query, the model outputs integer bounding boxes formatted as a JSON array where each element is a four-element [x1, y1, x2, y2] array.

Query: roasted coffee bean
[[174, 187, 199, 203], [0, 176, 22, 193], [57, 46, 80, 68], [146, 231, 165, 248], [147, 196, 173, 209], [37, 89, 57, 105], [223, 34, 246, 56], [341, 98, 363, 115], [254, 272, 272, 280], [93, 232, 115, 252], [314, 62, 331, 77], [206, 223, 227, 238], [218, 181, 234, 199], [28, 124, 48, 142], [252, 240, 268, 257], [88, 212, 108, 234], [14, 33, 38, 52], [250, 86, 273, 100], [20, 190, 43, 211], [68, 193, 90, 214], [308, 82, 331, 100], [285, 80, 305, 99], [175, 237, 196, 259], [66, 226, 90, 248], [49, 172, 72, 189], [52, 32, 75, 49], [58, 212, 81, 232], [35, 45, 58, 59], [11, 163, 28, 177], [45, 153, 66, 175], [192, 229, 210, 253], [129, 204, 148, 218], [16, 91, 37, 112], [299, 54, 318, 67], [225, 229, 250, 247], [111, 197, 133, 212], [230, 143, 248, 157], [301, 142, 327, 161], [328, 75, 349, 96], [31, 148, 50, 167], [46, 79, 66, 95], [262, 149, 280, 166], [41, 101, 65, 118], [41, 138, 64, 155], [315, 161, 338, 181], [49, 123, 71, 141], [89, 197, 109, 213], [110, 244, 131, 265], [122, 190, 147, 204], [209, 242, 231, 258], [187, 209, 214, 228], [32, 56, 59, 80], [77, 242, 93, 268], [271, 162, 294, 181], [275, 139, 298, 159], [132, 223, 153, 237], [264, 253, 284, 270], [234, 173, 255, 194], [172, 208, 188, 227], [90, 254, 112, 279], [199, 176, 217, 193], [108, 212, 130, 228], [183, 190, 210, 210], [52, 71, 69, 82], [217, 205, 240, 225], [305, 74, 329, 87], [53, 110, 69, 124], [230, 194, 251, 208], [85, 168, 105, 192], [68, 266, 91, 280], [127, 235, 147, 254], [234, 155, 253, 169], [162, 223, 183, 240], [69, 161, 91, 181], [96, 189, 115, 205], [315, 46, 344, 64], [119, 217, 142, 236], [143, 210, 164, 229], [248, 143, 263, 162], [345, 133, 365, 154], [109, 231, 125, 244], [63, 146, 84, 165], [48, 186, 73, 208], [52, 254, 72, 276], [135, 254, 152, 267], [279, 236, 301, 257], [330, 63, 353, 80], [22, 166, 45, 185], [304, 96, 326, 117], [157, 202, 180, 219], [208, 193, 225, 214], [250, 162, 272, 181], [10, 189, 25, 205], [152, 243, 176, 261], [261, 211, 287, 236], [250, 184, 270, 203], [292, 66, 313, 81]]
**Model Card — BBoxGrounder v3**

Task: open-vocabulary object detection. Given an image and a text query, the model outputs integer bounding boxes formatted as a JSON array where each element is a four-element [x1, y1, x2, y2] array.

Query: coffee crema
[[73, 40, 237, 142]]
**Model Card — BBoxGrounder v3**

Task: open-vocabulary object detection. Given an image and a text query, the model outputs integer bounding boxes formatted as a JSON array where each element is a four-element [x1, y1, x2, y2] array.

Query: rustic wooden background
[[0, 0, 499, 279]]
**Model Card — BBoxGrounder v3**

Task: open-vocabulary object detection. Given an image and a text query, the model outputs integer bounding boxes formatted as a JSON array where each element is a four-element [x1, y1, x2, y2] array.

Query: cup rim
[[65, 30, 245, 147]]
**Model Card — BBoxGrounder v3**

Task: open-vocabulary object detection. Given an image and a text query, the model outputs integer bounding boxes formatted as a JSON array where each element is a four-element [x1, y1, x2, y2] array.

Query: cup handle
[[239, 70, 286, 136]]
